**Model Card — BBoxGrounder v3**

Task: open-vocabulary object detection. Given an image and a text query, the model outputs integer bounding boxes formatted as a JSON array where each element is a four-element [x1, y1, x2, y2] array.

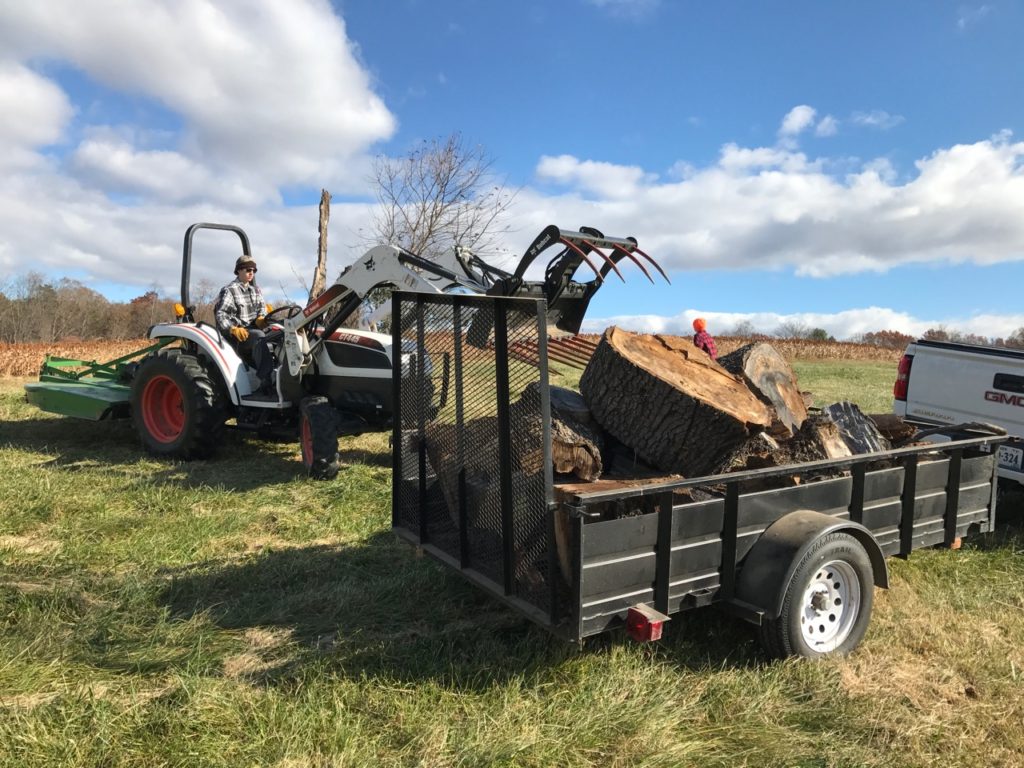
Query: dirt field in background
[[0, 335, 902, 377], [715, 336, 903, 362]]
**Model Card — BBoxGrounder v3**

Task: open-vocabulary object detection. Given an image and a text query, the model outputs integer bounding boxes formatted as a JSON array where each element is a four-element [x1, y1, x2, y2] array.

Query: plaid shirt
[[215, 278, 266, 333], [693, 330, 718, 360]]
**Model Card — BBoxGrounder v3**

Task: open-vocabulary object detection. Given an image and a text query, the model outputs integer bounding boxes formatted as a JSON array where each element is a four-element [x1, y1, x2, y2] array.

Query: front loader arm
[[278, 245, 477, 377], [277, 225, 668, 373]]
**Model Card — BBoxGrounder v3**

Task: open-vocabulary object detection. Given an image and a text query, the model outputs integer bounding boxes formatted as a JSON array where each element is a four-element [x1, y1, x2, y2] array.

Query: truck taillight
[[893, 354, 914, 401]]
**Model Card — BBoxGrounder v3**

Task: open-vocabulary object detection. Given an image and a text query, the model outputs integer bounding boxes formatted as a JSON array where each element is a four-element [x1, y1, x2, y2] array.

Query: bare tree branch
[[366, 132, 517, 262]]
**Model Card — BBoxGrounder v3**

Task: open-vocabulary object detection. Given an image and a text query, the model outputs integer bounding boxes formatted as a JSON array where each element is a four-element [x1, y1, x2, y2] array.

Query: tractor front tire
[[299, 396, 340, 480], [131, 349, 225, 459]]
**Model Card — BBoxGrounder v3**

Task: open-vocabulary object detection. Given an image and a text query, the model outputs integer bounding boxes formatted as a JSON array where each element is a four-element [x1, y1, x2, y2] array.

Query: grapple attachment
[[485, 224, 669, 335]]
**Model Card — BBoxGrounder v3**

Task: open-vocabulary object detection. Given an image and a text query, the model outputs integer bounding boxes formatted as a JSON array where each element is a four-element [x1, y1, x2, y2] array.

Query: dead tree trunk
[[579, 327, 772, 477], [309, 189, 330, 303], [717, 342, 807, 436]]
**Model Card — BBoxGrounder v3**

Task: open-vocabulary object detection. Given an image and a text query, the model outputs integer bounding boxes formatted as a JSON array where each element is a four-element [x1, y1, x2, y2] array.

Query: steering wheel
[[263, 304, 303, 324]]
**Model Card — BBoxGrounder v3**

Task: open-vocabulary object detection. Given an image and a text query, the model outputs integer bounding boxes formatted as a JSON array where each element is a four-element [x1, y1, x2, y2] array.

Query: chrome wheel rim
[[799, 559, 861, 652]]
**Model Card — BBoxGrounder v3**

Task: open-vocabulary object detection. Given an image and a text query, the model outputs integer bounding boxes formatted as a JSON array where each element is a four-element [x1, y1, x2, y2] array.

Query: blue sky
[[1, 0, 1022, 339]]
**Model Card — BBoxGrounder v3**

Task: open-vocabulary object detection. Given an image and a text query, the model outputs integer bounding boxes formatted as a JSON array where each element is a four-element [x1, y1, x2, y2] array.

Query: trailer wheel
[[758, 532, 874, 659], [131, 350, 225, 459], [299, 396, 339, 480]]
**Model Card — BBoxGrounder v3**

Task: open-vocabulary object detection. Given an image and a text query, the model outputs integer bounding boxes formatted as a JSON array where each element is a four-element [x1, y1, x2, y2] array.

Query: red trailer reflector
[[625, 604, 670, 642], [893, 354, 914, 401]]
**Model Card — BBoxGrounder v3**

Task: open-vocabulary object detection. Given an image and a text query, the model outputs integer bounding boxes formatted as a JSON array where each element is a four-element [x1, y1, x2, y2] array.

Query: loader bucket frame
[[479, 225, 669, 336]]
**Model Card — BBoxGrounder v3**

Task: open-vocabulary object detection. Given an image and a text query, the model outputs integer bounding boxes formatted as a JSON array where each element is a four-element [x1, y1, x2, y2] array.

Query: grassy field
[[2, 361, 1024, 767]]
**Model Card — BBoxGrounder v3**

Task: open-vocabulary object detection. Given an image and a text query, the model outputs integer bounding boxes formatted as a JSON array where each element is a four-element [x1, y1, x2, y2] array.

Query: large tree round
[[580, 327, 771, 477]]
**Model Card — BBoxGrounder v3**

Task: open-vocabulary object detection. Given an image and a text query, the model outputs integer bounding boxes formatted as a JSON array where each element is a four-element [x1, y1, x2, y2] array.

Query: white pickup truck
[[893, 339, 1024, 484]]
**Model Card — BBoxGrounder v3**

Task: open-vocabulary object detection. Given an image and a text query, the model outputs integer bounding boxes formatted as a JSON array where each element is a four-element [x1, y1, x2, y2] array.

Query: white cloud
[[957, 4, 993, 30], [71, 131, 272, 206], [584, 0, 660, 19], [0, 0, 395, 192], [815, 115, 839, 137], [779, 105, 817, 138], [515, 125, 1024, 279], [0, 0, 396, 299], [536, 155, 655, 198], [851, 110, 905, 130], [0, 62, 75, 170]]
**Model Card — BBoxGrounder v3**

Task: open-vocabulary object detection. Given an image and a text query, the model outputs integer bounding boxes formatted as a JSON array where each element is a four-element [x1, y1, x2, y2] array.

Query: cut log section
[[785, 412, 853, 463], [868, 413, 917, 446], [717, 342, 808, 436], [424, 384, 603, 529], [579, 327, 772, 477], [822, 401, 891, 455], [510, 383, 603, 481]]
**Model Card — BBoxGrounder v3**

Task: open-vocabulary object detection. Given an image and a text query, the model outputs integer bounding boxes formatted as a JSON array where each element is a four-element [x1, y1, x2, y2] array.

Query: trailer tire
[[299, 396, 339, 480], [131, 349, 225, 459], [758, 532, 874, 659]]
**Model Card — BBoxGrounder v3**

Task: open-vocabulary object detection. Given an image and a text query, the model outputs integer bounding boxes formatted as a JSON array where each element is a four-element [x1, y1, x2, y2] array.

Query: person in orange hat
[[692, 317, 717, 360]]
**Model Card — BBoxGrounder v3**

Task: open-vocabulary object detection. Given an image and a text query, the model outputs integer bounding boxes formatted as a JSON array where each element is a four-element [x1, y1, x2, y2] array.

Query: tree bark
[[782, 412, 853, 463], [510, 384, 603, 481], [579, 327, 772, 477], [821, 401, 891, 454], [717, 342, 807, 435], [867, 413, 917, 445], [309, 189, 330, 303]]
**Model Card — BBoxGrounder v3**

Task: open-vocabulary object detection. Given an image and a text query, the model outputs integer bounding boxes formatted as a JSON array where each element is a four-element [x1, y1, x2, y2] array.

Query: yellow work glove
[[230, 326, 249, 342], [265, 303, 273, 313], [254, 317, 267, 329]]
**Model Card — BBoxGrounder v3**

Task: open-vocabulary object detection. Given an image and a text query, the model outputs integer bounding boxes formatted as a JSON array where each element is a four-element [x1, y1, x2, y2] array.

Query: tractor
[[25, 222, 666, 478]]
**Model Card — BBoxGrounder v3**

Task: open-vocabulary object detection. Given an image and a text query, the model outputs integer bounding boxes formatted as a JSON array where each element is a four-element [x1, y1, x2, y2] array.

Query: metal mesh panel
[[393, 293, 557, 620]]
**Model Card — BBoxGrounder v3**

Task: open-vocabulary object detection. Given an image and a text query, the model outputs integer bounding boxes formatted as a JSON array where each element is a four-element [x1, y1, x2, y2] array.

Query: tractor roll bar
[[180, 223, 252, 316]]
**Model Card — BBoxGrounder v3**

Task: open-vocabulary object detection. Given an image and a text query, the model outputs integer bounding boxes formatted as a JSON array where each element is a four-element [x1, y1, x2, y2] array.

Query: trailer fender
[[735, 510, 888, 622], [148, 323, 253, 404]]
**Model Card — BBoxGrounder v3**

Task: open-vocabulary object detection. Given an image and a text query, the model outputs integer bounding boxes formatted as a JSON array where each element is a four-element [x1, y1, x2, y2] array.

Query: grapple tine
[[558, 237, 603, 282], [631, 245, 671, 284], [608, 242, 655, 284], [580, 240, 626, 282]]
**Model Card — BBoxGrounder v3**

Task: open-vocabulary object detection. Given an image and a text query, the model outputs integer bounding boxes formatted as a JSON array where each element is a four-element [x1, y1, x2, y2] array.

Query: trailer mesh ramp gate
[[392, 293, 562, 629]]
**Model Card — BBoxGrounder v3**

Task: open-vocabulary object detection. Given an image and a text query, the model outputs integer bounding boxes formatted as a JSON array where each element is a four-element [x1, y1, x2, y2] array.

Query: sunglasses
[[241, 267, 257, 273]]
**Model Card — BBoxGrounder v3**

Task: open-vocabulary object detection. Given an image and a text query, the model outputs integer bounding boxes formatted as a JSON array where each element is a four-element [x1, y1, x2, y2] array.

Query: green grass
[[791, 360, 897, 414], [2, 362, 1024, 767]]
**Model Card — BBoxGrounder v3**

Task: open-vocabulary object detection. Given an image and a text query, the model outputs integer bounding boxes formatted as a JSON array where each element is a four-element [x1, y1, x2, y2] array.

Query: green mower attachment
[[24, 339, 173, 421]]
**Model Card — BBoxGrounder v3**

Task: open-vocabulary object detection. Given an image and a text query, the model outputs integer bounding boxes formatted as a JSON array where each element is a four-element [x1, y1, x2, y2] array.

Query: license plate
[[998, 445, 1023, 472]]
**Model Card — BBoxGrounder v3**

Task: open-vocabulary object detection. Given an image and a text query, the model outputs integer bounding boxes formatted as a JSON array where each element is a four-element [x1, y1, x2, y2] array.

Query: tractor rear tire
[[131, 349, 226, 459], [299, 396, 340, 480]]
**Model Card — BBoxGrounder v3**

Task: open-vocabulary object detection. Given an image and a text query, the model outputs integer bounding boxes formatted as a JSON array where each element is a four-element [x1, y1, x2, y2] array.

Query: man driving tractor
[[215, 254, 276, 394]]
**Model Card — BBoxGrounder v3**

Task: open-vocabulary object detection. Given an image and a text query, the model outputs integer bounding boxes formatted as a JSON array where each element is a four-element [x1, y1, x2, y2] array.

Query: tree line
[[5, 271, 1023, 350], [0, 273, 222, 343], [718, 322, 1024, 350]]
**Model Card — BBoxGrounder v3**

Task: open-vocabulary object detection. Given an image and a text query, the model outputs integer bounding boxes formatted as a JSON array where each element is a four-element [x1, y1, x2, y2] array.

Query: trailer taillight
[[893, 354, 914, 401], [625, 604, 669, 642]]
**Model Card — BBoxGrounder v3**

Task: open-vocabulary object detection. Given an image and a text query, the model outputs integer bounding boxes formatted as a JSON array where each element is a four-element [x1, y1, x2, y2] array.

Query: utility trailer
[[392, 293, 1005, 658]]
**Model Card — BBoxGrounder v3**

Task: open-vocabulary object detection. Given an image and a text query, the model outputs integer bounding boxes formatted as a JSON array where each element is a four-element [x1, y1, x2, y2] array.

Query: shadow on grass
[[4, 413, 392, 488], [1, 415, 320, 491], [154, 530, 765, 688], [973, 481, 1024, 551], [338, 446, 391, 467]]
